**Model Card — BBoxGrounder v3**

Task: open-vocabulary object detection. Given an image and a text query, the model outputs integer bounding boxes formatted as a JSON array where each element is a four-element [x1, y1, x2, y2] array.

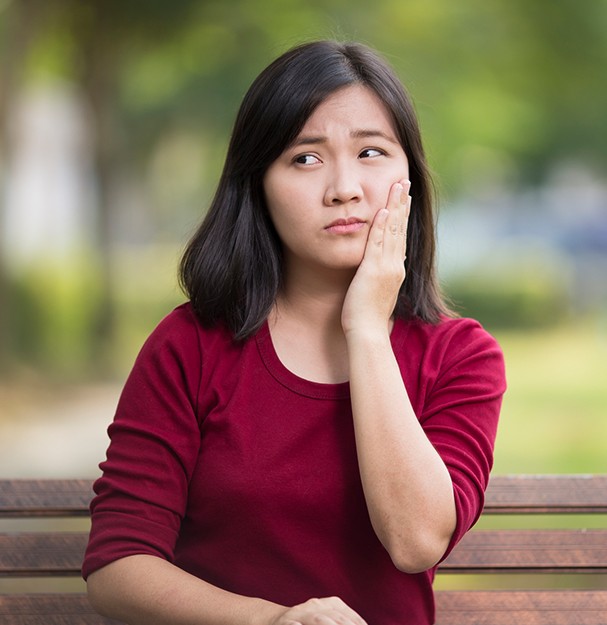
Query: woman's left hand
[[341, 179, 411, 337]]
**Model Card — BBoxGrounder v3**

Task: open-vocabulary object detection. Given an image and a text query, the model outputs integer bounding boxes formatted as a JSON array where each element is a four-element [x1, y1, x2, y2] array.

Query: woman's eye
[[359, 148, 385, 159], [294, 154, 321, 165]]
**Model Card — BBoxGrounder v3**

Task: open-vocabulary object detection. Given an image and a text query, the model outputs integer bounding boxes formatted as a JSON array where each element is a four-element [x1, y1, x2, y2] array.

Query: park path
[[0, 383, 120, 479]]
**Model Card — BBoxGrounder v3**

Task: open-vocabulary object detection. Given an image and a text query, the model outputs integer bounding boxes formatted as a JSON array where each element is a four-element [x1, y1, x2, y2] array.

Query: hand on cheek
[[341, 179, 411, 337]]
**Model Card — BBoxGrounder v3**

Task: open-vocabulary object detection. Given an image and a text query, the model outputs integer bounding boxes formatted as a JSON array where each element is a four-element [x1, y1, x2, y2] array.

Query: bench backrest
[[1, 475, 606, 624]]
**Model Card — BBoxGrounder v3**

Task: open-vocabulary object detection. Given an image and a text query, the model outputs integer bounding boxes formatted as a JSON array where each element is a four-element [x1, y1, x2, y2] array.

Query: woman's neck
[[274, 264, 355, 333], [267, 266, 355, 383]]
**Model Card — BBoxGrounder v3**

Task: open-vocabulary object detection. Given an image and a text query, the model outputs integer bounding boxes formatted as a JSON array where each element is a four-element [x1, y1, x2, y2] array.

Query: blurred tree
[[1, 0, 203, 371], [363, 0, 607, 189], [66, 0, 202, 367], [510, 0, 607, 179], [0, 0, 55, 372]]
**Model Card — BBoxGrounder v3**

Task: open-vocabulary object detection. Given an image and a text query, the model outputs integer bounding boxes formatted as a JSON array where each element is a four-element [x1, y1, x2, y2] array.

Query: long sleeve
[[83, 305, 203, 579], [401, 317, 506, 560]]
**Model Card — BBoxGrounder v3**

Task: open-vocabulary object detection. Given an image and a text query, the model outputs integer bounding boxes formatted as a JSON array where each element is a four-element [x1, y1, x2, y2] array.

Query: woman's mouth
[[324, 217, 366, 235]]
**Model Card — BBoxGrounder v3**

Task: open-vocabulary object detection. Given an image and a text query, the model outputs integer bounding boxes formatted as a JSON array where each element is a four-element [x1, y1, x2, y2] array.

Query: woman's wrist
[[344, 319, 393, 347], [249, 599, 287, 625]]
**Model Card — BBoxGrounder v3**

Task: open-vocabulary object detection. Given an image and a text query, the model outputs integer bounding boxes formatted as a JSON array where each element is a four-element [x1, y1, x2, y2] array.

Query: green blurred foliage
[[7, 0, 605, 189], [441, 229, 599, 335], [1, 0, 606, 378], [492, 319, 607, 474], [6, 258, 101, 376], [445, 271, 571, 331]]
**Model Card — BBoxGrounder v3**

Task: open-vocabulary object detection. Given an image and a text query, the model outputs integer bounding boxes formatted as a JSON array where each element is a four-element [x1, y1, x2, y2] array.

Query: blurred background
[[0, 0, 605, 483]]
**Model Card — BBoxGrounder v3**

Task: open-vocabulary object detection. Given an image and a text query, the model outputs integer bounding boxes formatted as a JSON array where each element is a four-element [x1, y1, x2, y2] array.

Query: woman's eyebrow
[[290, 129, 398, 148], [290, 135, 326, 148], [350, 129, 399, 143]]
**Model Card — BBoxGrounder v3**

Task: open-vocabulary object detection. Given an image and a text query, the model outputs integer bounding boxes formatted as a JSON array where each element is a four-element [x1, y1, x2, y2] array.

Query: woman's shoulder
[[398, 314, 499, 346], [396, 315, 491, 340], [393, 314, 505, 376], [147, 302, 233, 344], [127, 303, 247, 405], [135, 302, 241, 372]]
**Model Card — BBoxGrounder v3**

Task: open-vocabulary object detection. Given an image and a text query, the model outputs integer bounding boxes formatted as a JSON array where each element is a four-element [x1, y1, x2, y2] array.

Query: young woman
[[83, 40, 506, 625]]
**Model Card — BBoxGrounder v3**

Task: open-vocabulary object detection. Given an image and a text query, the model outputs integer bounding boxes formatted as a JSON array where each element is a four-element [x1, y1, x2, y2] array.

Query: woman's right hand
[[267, 596, 367, 625]]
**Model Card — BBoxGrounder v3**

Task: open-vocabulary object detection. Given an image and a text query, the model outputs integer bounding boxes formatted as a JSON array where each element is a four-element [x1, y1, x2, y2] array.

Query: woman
[[83, 40, 506, 625]]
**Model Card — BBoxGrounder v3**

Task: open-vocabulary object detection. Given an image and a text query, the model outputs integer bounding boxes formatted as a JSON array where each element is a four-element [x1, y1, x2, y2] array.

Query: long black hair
[[179, 40, 453, 340]]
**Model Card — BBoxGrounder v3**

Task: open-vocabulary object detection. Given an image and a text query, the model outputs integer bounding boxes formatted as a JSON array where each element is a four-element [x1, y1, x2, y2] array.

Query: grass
[[491, 316, 607, 474]]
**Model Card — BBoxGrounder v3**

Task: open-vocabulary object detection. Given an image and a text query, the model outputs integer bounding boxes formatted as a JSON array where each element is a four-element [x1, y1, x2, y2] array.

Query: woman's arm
[[87, 555, 278, 625], [87, 555, 367, 625], [342, 181, 456, 573], [346, 330, 456, 573]]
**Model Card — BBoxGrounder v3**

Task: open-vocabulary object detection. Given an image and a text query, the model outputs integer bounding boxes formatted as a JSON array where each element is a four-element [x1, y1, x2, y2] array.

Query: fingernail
[[400, 183, 410, 205]]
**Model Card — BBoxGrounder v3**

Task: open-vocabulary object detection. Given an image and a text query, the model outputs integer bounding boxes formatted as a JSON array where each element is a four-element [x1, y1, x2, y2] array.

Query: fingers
[[384, 179, 411, 262], [366, 178, 407, 241], [272, 596, 367, 625], [365, 179, 410, 268]]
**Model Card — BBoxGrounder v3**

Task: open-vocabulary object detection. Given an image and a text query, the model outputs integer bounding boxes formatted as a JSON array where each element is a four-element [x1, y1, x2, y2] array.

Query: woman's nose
[[323, 164, 363, 206]]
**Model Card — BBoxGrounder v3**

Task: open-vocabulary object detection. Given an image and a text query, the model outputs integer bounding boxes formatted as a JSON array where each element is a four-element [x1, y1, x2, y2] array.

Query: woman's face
[[263, 84, 409, 280]]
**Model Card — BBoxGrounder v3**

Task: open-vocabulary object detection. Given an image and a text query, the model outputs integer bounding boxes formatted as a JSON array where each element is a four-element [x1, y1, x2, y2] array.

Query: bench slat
[[0, 594, 121, 624], [1, 476, 606, 624], [0, 591, 605, 625], [2, 475, 606, 517], [0, 534, 86, 577], [485, 475, 607, 514], [0, 481, 94, 518], [441, 529, 607, 573], [435, 590, 607, 625], [3, 529, 606, 577]]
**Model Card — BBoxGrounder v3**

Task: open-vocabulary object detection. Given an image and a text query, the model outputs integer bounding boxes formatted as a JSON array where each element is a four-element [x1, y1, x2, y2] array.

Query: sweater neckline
[[255, 318, 409, 400]]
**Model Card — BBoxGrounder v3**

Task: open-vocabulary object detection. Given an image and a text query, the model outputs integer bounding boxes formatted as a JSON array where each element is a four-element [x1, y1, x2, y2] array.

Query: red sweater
[[83, 303, 506, 625]]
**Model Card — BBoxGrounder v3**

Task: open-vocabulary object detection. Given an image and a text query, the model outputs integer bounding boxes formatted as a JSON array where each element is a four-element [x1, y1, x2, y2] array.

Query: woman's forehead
[[294, 85, 398, 142]]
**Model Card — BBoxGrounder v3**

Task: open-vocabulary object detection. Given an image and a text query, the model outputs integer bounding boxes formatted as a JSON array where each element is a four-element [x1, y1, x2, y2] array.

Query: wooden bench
[[1, 475, 606, 624]]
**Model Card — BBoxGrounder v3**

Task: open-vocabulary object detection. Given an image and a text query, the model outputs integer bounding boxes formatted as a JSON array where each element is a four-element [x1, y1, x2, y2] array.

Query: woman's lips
[[324, 217, 366, 234]]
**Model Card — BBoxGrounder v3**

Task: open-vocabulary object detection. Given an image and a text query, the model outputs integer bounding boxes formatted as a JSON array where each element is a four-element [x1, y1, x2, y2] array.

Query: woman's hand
[[341, 179, 411, 337], [267, 596, 367, 625]]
